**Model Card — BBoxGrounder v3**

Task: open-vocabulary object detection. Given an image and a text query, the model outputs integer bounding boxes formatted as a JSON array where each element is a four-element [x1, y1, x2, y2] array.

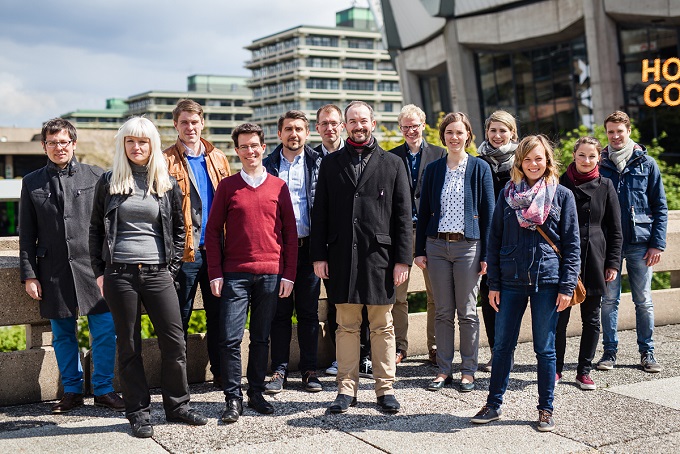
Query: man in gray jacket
[[19, 118, 123, 414]]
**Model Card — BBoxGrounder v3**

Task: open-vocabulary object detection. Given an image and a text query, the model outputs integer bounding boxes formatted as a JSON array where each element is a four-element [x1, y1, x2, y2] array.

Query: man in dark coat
[[19, 118, 123, 414], [311, 101, 412, 414]]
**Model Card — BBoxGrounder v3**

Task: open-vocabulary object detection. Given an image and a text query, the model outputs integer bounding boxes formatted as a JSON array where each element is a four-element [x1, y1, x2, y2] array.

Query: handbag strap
[[536, 226, 562, 259]]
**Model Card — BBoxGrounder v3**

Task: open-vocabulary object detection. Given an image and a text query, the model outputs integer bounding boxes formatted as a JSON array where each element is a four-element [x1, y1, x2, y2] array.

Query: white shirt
[[240, 168, 267, 188], [438, 154, 468, 234]]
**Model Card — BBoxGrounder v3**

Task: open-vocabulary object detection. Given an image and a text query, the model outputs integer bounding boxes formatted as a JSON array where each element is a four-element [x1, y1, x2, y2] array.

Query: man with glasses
[[205, 123, 297, 423], [164, 99, 231, 388], [263, 111, 324, 394], [390, 105, 446, 365], [19, 118, 124, 414]]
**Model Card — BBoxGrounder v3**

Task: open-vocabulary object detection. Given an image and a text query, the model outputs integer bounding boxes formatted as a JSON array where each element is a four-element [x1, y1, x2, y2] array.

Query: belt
[[109, 263, 167, 272], [298, 236, 310, 247], [432, 232, 465, 242]]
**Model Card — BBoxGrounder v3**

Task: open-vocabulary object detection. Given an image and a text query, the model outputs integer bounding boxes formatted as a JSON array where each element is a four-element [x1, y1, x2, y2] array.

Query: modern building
[[245, 6, 403, 144], [61, 98, 128, 130], [382, 0, 680, 157]]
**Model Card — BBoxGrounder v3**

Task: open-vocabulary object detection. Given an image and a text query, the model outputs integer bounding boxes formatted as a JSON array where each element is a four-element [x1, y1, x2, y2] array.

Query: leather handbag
[[535, 226, 586, 306]]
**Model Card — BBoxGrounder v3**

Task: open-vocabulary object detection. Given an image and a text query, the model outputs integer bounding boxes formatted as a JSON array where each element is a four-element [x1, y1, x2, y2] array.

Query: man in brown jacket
[[164, 99, 231, 386]]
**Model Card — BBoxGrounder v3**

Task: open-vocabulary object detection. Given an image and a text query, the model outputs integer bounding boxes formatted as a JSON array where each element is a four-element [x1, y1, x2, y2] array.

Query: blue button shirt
[[278, 151, 310, 237], [405, 143, 423, 221]]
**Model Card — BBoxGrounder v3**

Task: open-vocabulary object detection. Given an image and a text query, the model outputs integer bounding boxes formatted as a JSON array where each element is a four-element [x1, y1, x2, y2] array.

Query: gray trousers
[[426, 237, 481, 376]]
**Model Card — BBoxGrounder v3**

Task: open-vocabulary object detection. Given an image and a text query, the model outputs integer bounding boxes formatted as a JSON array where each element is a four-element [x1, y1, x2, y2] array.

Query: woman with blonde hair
[[90, 117, 207, 438], [471, 135, 580, 432]]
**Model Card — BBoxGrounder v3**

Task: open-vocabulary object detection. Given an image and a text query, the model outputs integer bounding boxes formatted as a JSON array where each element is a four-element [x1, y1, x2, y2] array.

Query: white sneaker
[[325, 361, 338, 376]]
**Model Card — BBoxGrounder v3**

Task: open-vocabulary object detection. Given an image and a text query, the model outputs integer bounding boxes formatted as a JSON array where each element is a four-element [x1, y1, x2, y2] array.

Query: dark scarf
[[566, 162, 599, 186], [477, 140, 517, 174]]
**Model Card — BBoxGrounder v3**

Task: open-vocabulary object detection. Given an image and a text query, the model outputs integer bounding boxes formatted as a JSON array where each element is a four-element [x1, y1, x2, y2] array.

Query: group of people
[[19, 97, 666, 437]]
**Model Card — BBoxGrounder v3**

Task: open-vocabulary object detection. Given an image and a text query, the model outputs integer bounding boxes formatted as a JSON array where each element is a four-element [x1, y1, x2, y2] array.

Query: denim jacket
[[599, 143, 667, 250], [486, 183, 580, 296]]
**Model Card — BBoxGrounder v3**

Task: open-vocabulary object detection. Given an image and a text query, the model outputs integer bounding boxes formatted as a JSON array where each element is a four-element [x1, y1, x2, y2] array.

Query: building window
[[306, 35, 339, 47], [306, 57, 339, 68], [377, 81, 400, 92], [209, 114, 232, 121], [377, 61, 395, 71], [307, 78, 339, 90], [345, 38, 374, 49], [343, 59, 374, 70], [210, 128, 232, 135], [344, 79, 374, 91], [475, 36, 592, 137]]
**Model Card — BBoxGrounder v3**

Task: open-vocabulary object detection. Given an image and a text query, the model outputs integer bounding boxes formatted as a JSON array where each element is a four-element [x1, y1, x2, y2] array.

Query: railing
[[1, 212, 678, 405]]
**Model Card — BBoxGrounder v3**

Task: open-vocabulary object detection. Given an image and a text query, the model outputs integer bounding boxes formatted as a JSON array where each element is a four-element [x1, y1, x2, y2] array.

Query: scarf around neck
[[477, 140, 517, 174], [566, 162, 599, 186], [608, 139, 635, 172], [504, 177, 557, 229]]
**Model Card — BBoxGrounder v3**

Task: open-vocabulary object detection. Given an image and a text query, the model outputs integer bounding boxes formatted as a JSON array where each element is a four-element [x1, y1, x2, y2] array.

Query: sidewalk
[[1, 324, 679, 453]]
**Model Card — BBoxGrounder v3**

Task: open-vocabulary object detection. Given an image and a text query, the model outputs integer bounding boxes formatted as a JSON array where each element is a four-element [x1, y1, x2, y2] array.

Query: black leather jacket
[[89, 171, 185, 278]]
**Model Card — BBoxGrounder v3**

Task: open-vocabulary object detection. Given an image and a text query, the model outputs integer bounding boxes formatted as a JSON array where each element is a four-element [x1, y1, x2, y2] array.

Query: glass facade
[[475, 36, 592, 137], [619, 25, 680, 158]]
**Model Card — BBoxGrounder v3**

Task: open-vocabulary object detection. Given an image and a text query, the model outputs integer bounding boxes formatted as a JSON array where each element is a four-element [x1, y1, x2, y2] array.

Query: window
[[377, 81, 400, 92], [343, 59, 374, 70], [346, 38, 374, 49], [306, 57, 339, 68], [307, 78, 339, 90], [344, 79, 374, 91], [306, 35, 338, 47]]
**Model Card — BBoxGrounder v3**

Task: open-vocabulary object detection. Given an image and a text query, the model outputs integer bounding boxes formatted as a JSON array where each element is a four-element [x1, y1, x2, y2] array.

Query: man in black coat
[[311, 101, 412, 414], [19, 118, 123, 413], [389, 104, 447, 366]]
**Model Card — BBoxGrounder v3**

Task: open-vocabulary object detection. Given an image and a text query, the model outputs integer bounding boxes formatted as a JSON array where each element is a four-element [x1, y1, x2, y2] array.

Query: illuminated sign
[[642, 58, 680, 107]]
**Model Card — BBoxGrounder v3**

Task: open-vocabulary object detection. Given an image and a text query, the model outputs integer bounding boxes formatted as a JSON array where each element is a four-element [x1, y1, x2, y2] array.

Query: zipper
[[631, 205, 636, 228]]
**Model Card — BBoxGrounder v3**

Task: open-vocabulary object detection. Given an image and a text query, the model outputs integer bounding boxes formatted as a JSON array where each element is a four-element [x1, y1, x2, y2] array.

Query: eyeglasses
[[44, 140, 73, 149], [399, 124, 422, 132], [317, 121, 341, 129], [237, 144, 262, 152]]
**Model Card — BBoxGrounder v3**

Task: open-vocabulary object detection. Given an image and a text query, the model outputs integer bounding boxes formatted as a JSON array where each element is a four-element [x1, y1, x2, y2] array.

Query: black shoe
[[329, 394, 357, 413], [221, 398, 243, 423], [459, 379, 475, 393], [213, 375, 222, 389], [51, 392, 84, 414], [166, 408, 208, 425], [248, 392, 274, 415], [302, 370, 323, 392], [131, 421, 154, 438], [427, 376, 452, 391], [377, 394, 400, 413]]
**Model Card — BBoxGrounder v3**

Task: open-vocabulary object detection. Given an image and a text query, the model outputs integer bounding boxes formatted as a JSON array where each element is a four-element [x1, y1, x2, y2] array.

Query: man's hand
[[489, 290, 500, 312], [25, 278, 42, 300], [313, 261, 329, 279], [393, 263, 409, 287], [478, 261, 487, 276], [414, 256, 427, 270], [643, 247, 663, 267], [96, 275, 104, 297], [604, 267, 618, 282], [279, 280, 294, 298], [556, 293, 571, 312], [210, 278, 223, 297]]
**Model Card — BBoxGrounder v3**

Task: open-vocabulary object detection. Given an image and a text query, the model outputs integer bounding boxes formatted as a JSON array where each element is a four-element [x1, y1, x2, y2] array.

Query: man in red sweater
[[205, 123, 297, 423]]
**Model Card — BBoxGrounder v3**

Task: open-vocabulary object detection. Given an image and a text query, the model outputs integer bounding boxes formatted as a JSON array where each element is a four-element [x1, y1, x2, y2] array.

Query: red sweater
[[205, 173, 298, 282]]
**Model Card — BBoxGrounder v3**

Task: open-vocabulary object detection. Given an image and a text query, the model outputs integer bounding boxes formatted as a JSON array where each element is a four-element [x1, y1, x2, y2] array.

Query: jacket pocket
[[375, 233, 392, 246], [499, 245, 518, 280], [632, 212, 653, 242]]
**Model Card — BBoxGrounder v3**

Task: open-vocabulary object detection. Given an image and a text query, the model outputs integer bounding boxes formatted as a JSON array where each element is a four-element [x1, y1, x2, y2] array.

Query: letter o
[[662, 58, 680, 81], [663, 83, 680, 107]]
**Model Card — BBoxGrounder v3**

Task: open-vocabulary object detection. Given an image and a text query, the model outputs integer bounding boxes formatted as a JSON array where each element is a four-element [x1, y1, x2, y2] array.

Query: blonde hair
[[484, 110, 518, 141], [110, 117, 172, 196], [398, 104, 426, 124], [510, 135, 560, 184]]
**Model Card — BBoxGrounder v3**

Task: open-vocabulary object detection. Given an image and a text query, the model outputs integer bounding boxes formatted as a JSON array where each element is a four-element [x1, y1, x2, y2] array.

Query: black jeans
[[175, 249, 221, 377], [104, 263, 190, 424], [479, 274, 496, 350], [219, 272, 279, 400], [555, 293, 602, 375], [270, 242, 321, 374], [326, 296, 371, 361]]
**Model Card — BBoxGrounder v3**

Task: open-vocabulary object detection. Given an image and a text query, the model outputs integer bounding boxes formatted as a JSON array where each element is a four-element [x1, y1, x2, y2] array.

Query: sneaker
[[359, 358, 373, 379], [264, 371, 286, 394], [596, 351, 616, 370], [555, 372, 562, 383], [576, 373, 597, 390], [641, 351, 662, 373], [470, 406, 502, 424], [537, 410, 555, 432], [325, 361, 338, 376], [302, 370, 323, 392]]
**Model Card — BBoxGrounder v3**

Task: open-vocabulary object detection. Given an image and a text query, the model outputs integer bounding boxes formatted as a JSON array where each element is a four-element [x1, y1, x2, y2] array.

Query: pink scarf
[[504, 177, 557, 230]]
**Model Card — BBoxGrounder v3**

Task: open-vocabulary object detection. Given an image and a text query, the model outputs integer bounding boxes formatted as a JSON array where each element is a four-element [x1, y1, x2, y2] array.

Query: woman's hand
[[96, 276, 104, 298], [556, 293, 571, 312], [489, 290, 500, 312], [414, 256, 427, 270], [604, 267, 618, 282], [478, 261, 487, 276]]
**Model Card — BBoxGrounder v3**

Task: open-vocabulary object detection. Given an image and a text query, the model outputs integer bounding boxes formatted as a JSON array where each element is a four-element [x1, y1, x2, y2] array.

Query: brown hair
[[41, 118, 77, 143], [511, 135, 560, 184], [603, 110, 631, 130], [344, 100, 374, 121], [484, 110, 518, 141], [172, 99, 204, 122], [439, 112, 473, 148], [316, 104, 342, 120], [232, 123, 265, 148], [277, 110, 309, 132], [573, 136, 602, 154]]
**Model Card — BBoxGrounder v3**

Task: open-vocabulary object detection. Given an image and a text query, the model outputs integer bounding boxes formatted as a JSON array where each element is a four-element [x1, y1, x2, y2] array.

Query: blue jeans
[[601, 243, 655, 354], [176, 249, 221, 376], [219, 272, 280, 400], [51, 312, 116, 396], [487, 284, 559, 413]]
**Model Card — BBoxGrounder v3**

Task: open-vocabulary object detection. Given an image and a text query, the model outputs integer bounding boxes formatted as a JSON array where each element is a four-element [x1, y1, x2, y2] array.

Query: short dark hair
[[439, 112, 473, 148], [344, 100, 374, 122], [316, 104, 342, 120], [173, 99, 204, 122], [232, 123, 265, 148], [277, 110, 309, 132], [603, 110, 631, 130], [573, 136, 602, 154], [41, 118, 77, 143]]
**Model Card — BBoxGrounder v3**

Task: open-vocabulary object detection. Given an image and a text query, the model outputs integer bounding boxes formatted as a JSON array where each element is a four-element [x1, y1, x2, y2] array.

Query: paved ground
[[1, 324, 679, 453]]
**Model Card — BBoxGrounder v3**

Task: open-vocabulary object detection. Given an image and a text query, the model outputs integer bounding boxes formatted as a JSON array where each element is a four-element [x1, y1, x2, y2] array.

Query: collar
[[322, 137, 344, 155], [240, 168, 267, 188], [181, 139, 205, 158]]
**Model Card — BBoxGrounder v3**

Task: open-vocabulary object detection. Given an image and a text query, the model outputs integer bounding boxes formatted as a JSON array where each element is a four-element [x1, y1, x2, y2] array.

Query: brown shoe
[[428, 348, 437, 365], [395, 349, 406, 365], [51, 393, 84, 414], [94, 392, 125, 412]]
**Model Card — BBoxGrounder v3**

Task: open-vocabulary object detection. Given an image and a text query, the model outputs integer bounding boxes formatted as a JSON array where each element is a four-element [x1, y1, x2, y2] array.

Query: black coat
[[19, 158, 107, 319], [310, 140, 412, 305], [559, 173, 623, 295], [390, 141, 447, 219]]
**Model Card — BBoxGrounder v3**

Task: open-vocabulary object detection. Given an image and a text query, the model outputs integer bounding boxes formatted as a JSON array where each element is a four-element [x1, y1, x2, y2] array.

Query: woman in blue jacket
[[414, 112, 494, 392], [470, 135, 580, 432]]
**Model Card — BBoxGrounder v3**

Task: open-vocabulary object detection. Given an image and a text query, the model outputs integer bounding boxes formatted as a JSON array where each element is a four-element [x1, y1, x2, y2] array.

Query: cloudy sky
[[0, 0, 354, 128]]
